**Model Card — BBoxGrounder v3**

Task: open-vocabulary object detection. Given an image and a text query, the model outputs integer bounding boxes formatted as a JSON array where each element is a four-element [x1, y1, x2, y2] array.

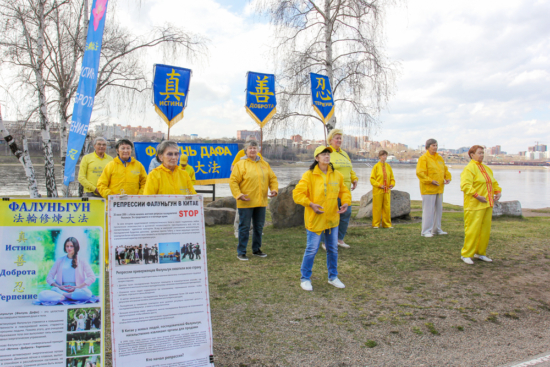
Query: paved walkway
[[503, 352, 550, 367]]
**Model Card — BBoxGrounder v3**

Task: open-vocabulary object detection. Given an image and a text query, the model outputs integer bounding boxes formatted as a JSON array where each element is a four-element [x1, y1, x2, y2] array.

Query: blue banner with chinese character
[[310, 73, 335, 124], [245, 72, 276, 128], [63, 0, 109, 186], [134, 142, 238, 185], [153, 64, 192, 128]]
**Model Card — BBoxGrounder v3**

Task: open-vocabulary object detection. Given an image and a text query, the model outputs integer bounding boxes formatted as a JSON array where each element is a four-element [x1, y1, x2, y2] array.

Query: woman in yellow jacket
[[460, 145, 502, 265], [370, 150, 395, 228], [416, 138, 452, 237], [144, 141, 197, 195], [293, 146, 352, 291], [321, 129, 358, 249], [230, 141, 278, 261], [97, 139, 147, 265]]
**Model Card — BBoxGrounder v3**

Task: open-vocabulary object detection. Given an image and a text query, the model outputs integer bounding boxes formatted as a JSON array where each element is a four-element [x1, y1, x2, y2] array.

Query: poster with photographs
[[0, 198, 105, 367], [108, 195, 214, 367]]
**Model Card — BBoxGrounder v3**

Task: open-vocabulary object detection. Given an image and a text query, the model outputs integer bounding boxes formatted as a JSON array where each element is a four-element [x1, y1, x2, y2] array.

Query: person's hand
[[380, 185, 386, 189], [94, 188, 100, 195], [431, 180, 440, 186], [494, 193, 502, 201], [351, 181, 358, 191], [238, 194, 250, 201], [268, 191, 278, 198], [337, 203, 349, 214], [476, 195, 487, 203], [444, 179, 451, 185], [389, 185, 394, 189], [309, 202, 325, 214]]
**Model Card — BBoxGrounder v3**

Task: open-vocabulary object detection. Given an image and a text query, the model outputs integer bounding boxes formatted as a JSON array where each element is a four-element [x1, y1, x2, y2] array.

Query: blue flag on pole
[[63, 0, 109, 186], [153, 64, 192, 128], [310, 73, 335, 124], [245, 72, 276, 128]]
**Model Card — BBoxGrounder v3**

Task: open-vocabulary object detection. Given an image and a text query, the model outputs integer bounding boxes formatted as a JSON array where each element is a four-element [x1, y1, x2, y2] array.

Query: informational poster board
[[0, 198, 106, 367], [108, 195, 214, 367]]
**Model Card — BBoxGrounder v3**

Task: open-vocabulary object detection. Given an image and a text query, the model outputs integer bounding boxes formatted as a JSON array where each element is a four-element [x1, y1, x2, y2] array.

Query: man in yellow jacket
[[97, 139, 147, 264], [293, 146, 352, 291], [370, 150, 395, 228], [416, 139, 452, 237], [144, 141, 196, 195], [323, 129, 358, 249], [230, 141, 278, 261], [460, 145, 502, 264], [78, 138, 113, 197], [180, 154, 196, 185]]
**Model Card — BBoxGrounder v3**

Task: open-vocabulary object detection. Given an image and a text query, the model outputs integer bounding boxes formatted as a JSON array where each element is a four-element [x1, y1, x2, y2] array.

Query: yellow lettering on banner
[[180, 146, 189, 156], [201, 147, 210, 158], [159, 69, 186, 101], [210, 147, 217, 157], [216, 147, 224, 155], [189, 147, 197, 156], [316, 77, 332, 101], [224, 146, 233, 156], [250, 76, 274, 103], [146, 146, 157, 157]]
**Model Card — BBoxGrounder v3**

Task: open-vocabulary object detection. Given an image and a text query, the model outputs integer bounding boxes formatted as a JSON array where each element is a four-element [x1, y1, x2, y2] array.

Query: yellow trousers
[[372, 192, 392, 228], [461, 207, 493, 258]]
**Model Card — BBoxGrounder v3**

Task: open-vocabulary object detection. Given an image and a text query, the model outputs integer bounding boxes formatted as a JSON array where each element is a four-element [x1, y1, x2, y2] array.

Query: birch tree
[[255, 0, 397, 135]]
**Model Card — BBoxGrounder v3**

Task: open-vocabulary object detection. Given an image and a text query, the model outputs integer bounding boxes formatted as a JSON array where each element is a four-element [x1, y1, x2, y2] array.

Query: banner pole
[[324, 124, 327, 146], [260, 127, 263, 153], [168, 126, 171, 140]]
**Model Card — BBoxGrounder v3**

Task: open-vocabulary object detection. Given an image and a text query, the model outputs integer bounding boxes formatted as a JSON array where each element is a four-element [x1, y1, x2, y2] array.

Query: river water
[[1, 164, 549, 209]]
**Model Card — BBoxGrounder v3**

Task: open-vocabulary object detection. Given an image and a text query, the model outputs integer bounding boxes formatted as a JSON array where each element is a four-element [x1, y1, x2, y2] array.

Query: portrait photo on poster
[[5, 227, 102, 306]]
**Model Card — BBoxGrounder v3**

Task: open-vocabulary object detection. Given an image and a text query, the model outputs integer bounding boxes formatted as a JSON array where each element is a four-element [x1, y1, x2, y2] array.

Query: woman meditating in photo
[[39, 237, 96, 303]]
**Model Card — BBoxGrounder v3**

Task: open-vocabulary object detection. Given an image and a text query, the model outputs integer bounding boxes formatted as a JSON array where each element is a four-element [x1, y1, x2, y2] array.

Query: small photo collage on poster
[[66, 307, 101, 366], [114, 241, 202, 266]]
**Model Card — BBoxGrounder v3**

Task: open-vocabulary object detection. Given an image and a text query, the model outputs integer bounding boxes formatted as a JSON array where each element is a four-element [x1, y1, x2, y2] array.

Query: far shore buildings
[[94, 123, 164, 141]]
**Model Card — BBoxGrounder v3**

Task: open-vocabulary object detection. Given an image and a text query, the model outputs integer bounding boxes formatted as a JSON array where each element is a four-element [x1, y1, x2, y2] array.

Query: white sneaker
[[321, 243, 326, 251], [436, 231, 448, 235], [301, 280, 313, 291], [386, 226, 394, 229], [474, 254, 493, 262], [338, 242, 350, 249], [422, 233, 434, 238], [372, 226, 379, 229], [461, 256, 474, 265], [328, 278, 346, 288]]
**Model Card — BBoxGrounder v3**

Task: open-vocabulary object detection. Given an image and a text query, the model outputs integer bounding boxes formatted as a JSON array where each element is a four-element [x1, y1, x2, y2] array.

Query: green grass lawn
[[105, 210, 550, 366]]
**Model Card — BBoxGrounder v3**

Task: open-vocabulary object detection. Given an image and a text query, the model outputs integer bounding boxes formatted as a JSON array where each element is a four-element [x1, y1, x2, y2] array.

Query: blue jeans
[[238, 207, 266, 255], [321, 198, 352, 243], [301, 227, 339, 281]]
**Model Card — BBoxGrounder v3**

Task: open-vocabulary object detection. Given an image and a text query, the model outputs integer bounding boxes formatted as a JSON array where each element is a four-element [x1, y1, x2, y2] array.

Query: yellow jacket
[[181, 164, 196, 185], [231, 149, 262, 166], [370, 161, 395, 195], [78, 152, 113, 193], [329, 145, 358, 190], [416, 151, 452, 195], [97, 157, 147, 198], [229, 156, 278, 208], [293, 165, 352, 234], [144, 165, 197, 195], [460, 160, 502, 211]]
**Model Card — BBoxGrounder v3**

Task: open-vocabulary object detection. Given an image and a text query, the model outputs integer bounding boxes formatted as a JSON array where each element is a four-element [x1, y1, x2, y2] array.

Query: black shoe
[[237, 254, 249, 261], [253, 250, 267, 258]]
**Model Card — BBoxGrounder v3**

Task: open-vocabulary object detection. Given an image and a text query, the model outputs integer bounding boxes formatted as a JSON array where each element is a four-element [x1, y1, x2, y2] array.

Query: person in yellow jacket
[[231, 147, 262, 170], [370, 150, 395, 228], [321, 129, 358, 249], [230, 140, 278, 261], [97, 139, 147, 265], [416, 138, 452, 237], [293, 146, 352, 291], [144, 141, 197, 195], [78, 138, 113, 197], [180, 153, 196, 185], [460, 145, 502, 265]]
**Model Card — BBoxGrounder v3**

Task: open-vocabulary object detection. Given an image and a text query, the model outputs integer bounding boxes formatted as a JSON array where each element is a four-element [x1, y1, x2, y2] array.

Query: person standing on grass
[[460, 145, 502, 265], [230, 140, 278, 261], [320, 129, 358, 250], [370, 150, 395, 229], [293, 146, 352, 291], [78, 137, 113, 198], [416, 138, 452, 237]]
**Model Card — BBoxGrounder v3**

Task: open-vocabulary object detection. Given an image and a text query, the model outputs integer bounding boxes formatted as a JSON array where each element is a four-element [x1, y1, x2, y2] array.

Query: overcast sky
[[3, 0, 549, 153]]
